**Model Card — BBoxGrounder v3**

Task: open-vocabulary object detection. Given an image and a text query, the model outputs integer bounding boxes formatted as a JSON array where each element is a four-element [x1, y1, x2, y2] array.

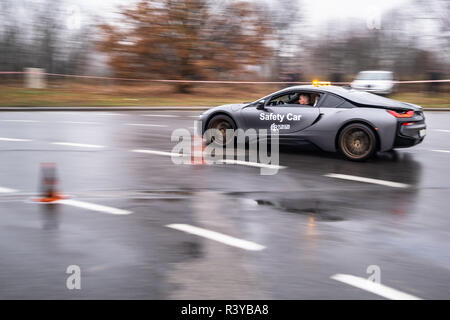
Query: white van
[[351, 71, 394, 95]]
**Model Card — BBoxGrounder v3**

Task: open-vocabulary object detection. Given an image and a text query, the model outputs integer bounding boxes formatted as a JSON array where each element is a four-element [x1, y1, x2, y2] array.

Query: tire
[[338, 123, 377, 161], [205, 114, 236, 146]]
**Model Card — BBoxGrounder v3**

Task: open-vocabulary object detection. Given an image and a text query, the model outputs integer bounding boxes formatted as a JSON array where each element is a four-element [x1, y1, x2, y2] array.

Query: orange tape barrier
[[0, 71, 449, 84]]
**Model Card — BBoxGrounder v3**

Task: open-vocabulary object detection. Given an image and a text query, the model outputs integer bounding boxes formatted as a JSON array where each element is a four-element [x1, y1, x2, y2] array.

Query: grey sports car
[[199, 84, 426, 161]]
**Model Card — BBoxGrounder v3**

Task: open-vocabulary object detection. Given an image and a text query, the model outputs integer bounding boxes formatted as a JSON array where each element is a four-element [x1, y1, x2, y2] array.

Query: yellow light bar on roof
[[312, 80, 331, 86]]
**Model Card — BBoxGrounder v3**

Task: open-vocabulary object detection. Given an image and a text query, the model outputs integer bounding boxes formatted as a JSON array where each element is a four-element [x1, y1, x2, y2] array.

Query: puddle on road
[[140, 190, 194, 197], [251, 198, 345, 222], [75, 189, 350, 222], [179, 241, 203, 259]]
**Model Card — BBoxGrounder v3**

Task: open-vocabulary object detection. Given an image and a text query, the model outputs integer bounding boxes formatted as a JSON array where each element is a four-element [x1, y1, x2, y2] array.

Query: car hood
[[202, 103, 247, 115]]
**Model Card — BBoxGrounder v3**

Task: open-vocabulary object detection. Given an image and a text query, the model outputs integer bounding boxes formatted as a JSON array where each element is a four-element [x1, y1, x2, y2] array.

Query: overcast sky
[[74, 0, 411, 26], [305, 0, 409, 25]]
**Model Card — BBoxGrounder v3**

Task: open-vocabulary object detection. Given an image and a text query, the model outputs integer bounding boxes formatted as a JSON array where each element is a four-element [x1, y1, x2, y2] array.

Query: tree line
[[0, 0, 448, 91]]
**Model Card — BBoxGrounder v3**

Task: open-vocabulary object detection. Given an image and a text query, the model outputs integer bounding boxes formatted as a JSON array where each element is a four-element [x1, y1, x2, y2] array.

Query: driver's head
[[299, 94, 310, 105]]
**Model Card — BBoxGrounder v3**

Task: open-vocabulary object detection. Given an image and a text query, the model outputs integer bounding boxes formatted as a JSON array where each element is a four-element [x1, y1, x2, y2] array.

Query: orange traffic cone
[[32, 163, 68, 203], [190, 134, 206, 165]]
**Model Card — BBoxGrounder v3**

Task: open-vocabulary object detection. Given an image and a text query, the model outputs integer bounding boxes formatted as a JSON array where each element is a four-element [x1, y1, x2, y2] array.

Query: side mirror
[[256, 100, 265, 110]]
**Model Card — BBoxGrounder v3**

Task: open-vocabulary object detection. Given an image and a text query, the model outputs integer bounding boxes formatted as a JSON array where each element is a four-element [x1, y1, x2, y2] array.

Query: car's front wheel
[[338, 123, 377, 161], [205, 114, 236, 146]]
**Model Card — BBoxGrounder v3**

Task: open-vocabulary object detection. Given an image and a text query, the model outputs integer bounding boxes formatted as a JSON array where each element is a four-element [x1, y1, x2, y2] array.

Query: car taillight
[[402, 122, 414, 126], [387, 110, 415, 118]]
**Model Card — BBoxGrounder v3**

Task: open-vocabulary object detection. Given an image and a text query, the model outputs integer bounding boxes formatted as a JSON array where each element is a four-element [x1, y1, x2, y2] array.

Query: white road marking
[[131, 149, 183, 157], [0, 137, 32, 142], [125, 123, 168, 127], [434, 129, 450, 133], [166, 223, 266, 251], [59, 121, 101, 125], [93, 113, 123, 116], [331, 274, 422, 300], [56, 112, 81, 116], [432, 149, 450, 153], [0, 120, 39, 123], [0, 186, 18, 193], [52, 142, 105, 148], [324, 173, 410, 188], [240, 198, 259, 208], [217, 159, 286, 170], [142, 114, 179, 118], [58, 199, 132, 215]]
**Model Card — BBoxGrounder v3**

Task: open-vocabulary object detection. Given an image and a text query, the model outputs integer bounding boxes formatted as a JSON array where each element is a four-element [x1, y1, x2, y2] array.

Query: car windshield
[[356, 72, 393, 80]]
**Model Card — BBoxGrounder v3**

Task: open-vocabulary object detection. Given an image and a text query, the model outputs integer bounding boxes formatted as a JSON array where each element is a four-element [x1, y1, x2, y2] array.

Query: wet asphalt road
[[0, 110, 449, 300]]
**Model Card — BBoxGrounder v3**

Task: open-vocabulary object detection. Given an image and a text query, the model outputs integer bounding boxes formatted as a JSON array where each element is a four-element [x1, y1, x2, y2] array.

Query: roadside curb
[[0, 106, 212, 112]]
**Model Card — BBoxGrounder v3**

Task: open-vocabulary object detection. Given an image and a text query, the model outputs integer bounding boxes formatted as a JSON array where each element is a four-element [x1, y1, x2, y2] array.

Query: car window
[[267, 93, 297, 106], [267, 92, 320, 107], [320, 94, 344, 108]]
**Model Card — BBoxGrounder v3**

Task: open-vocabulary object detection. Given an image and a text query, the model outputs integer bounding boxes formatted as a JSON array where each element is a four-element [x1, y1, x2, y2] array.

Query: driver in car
[[298, 94, 311, 105]]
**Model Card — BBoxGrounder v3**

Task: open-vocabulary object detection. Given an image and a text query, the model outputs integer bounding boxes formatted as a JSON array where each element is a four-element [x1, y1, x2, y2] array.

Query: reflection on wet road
[[0, 111, 449, 299]]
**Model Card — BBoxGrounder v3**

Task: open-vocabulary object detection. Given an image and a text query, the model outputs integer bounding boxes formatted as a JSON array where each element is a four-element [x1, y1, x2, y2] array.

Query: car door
[[241, 90, 321, 135]]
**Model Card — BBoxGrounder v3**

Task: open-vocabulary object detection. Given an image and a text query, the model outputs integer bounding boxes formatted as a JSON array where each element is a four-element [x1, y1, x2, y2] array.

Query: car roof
[[275, 85, 350, 96], [274, 85, 406, 108]]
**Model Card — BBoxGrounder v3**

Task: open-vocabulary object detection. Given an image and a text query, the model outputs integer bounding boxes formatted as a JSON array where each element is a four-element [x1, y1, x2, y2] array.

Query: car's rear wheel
[[205, 114, 236, 146], [338, 123, 376, 161]]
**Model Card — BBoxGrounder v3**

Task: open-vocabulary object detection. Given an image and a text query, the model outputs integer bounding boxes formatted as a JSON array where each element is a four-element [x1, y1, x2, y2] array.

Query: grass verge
[[0, 84, 448, 108]]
